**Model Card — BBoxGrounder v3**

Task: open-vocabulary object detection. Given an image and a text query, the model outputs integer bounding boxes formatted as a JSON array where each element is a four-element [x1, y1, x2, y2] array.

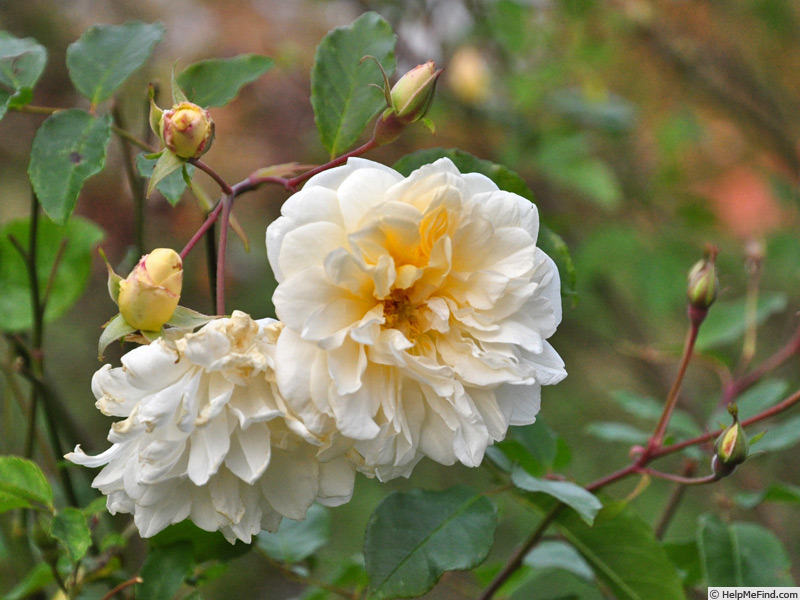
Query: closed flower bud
[[118, 248, 182, 331], [390, 60, 443, 123], [160, 102, 214, 159], [687, 245, 718, 311], [714, 406, 748, 469]]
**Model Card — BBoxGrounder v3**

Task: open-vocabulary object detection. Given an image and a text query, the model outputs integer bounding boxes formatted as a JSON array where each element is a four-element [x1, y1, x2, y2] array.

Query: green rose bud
[[389, 60, 443, 123], [160, 101, 215, 159], [118, 248, 182, 331], [687, 245, 718, 311]]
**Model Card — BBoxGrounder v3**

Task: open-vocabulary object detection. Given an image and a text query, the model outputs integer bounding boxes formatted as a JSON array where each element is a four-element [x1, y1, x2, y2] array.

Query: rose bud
[[390, 60, 443, 124], [118, 248, 183, 331], [687, 245, 718, 311], [160, 102, 215, 159]]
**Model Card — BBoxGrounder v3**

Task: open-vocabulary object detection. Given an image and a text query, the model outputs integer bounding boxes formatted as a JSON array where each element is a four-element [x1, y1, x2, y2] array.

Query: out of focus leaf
[[0, 32, 46, 120], [28, 109, 112, 223], [50, 507, 91, 562], [749, 414, 800, 452], [300, 555, 367, 600], [525, 540, 594, 581], [547, 88, 637, 133], [709, 379, 788, 427], [136, 152, 195, 205], [136, 542, 194, 600], [257, 504, 330, 564], [0, 216, 104, 331], [612, 391, 700, 437], [534, 133, 622, 209], [696, 294, 788, 351], [512, 468, 602, 525], [0, 456, 53, 513], [364, 486, 497, 599], [698, 514, 794, 587], [149, 520, 250, 563], [177, 54, 273, 107], [585, 422, 649, 445], [735, 483, 800, 510], [0, 563, 53, 600], [556, 503, 685, 600], [662, 540, 703, 587], [66, 21, 164, 105], [311, 12, 396, 157], [394, 147, 577, 298]]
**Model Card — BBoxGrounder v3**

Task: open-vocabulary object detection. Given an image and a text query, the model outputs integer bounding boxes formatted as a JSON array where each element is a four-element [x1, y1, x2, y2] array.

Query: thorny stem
[[639, 468, 719, 486], [478, 505, 564, 600]]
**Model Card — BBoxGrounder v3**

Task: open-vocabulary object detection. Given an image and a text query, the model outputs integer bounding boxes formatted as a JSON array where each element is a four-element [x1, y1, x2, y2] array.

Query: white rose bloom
[[267, 157, 566, 480], [67, 311, 355, 543]]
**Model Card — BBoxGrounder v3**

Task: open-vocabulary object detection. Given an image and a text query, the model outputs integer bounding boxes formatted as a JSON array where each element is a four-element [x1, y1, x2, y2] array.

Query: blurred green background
[[2, 0, 800, 597]]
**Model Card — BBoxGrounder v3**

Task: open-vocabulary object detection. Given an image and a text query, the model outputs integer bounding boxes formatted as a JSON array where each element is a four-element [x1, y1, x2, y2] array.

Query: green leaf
[[708, 379, 788, 426], [696, 293, 788, 351], [136, 541, 194, 600], [50, 507, 91, 562], [0, 455, 53, 513], [364, 486, 497, 599], [66, 21, 165, 105], [0, 216, 104, 332], [146, 150, 185, 198], [612, 391, 700, 437], [149, 520, 251, 563], [394, 148, 577, 298], [697, 514, 794, 587], [166, 305, 217, 331], [735, 482, 800, 510], [177, 54, 274, 107], [136, 152, 195, 205], [524, 540, 594, 581], [0, 563, 54, 600], [555, 503, 686, 600], [0, 32, 47, 90], [311, 12, 396, 157], [584, 422, 650, 445], [300, 555, 368, 600], [487, 420, 566, 476], [750, 413, 800, 452], [511, 468, 602, 525], [28, 109, 112, 223], [98, 313, 137, 360], [534, 132, 622, 209], [0, 32, 46, 121], [257, 504, 330, 564], [662, 540, 703, 587]]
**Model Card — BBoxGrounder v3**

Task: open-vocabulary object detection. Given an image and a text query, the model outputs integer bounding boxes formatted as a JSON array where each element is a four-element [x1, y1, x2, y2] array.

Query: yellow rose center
[[381, 289, 425, 339]]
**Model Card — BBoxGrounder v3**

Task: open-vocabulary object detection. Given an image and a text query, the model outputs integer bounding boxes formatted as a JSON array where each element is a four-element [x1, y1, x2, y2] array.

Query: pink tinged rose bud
[[118, 248, 182, 331], [390, 60, 443, 123], [160, 102, 215, 159]]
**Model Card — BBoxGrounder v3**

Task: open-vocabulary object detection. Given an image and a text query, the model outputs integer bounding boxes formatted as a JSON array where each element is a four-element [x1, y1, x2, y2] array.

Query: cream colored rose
[[67, 311, 355, 543], [267, 157, 566, 481]]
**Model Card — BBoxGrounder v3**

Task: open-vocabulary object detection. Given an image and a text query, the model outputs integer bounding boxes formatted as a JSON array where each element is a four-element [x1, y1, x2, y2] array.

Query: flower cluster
[[70, 158, 565, 542]]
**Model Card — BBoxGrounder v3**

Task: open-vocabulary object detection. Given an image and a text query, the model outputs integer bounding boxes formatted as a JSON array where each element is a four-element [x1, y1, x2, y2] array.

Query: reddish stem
[[180, 200, 224, 260]]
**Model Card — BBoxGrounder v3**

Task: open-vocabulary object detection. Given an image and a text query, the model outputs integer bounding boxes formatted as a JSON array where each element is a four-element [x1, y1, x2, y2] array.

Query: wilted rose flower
[[67, 311, 355, 543], [267, 158, 566, 480]]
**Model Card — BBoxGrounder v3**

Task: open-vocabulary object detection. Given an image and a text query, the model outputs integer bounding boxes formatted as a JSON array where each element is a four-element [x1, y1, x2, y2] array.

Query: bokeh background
[[2, 0, 800, 597]]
